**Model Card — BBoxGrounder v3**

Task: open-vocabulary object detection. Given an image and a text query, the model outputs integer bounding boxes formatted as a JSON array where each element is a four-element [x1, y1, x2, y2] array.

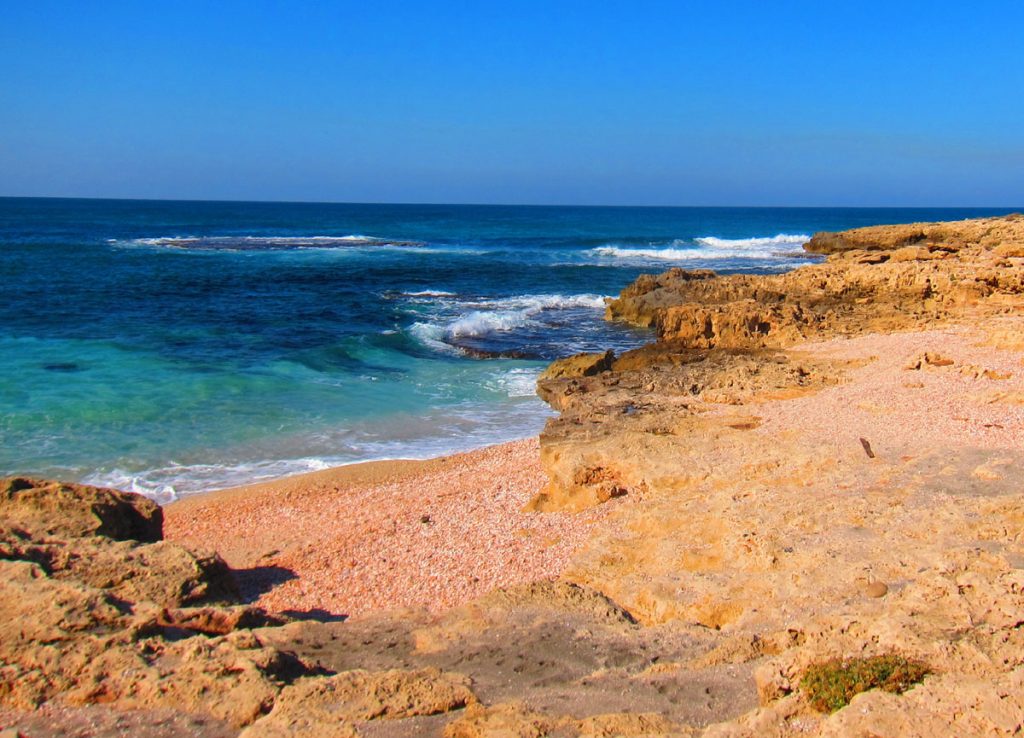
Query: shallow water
[[0, 198, 1015, 500]]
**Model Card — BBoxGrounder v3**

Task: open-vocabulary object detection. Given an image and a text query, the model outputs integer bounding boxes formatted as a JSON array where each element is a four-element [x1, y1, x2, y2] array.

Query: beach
[[4, 214, 1024, 737], [165, 438, 620, 616]]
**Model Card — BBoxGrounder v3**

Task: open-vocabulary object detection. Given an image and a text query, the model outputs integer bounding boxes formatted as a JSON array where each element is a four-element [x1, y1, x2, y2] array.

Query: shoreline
[[166, 430, 545, 504]]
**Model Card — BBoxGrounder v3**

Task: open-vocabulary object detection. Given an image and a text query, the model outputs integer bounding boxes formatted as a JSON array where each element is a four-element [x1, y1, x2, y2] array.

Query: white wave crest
[[594, 246, 709, 260], [403, 290, 456, 297], [694, 233, 810, 249], [447, 311, 525, 338], [408, 322, 463, 355], [83, 456, 336, 503], [593, 233, 811, 262], [487, 367, 542, 398], [408, 293, 609, 351], [458, 294, 608, 312]]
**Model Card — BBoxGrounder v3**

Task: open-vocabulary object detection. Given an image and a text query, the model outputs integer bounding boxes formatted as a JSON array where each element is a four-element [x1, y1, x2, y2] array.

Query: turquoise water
[[1, 198, 1016, 500]]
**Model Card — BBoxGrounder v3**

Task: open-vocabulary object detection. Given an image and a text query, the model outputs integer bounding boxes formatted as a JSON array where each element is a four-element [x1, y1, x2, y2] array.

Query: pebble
[[865, 581, 889, 598]]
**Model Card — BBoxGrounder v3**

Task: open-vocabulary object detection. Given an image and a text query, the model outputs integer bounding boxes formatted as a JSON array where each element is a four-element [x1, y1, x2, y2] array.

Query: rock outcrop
[[0, 480, 758, 736], [0, 479, 488, 736], [1, 476, 163, 542], [525, 214, 1024, 735], [540, 215, 1024, 512], [604, 215, 1024, 351]]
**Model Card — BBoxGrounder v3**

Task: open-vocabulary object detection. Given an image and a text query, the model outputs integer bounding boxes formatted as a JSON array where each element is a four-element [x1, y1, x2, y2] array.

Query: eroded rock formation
[[526, 214, 1024, 735], [0, 479, 756, 736], [538, 215, 1024, 512]]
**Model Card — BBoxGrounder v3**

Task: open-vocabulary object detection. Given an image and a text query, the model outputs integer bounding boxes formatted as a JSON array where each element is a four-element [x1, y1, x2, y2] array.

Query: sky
[[1, 1, 1022, 206]]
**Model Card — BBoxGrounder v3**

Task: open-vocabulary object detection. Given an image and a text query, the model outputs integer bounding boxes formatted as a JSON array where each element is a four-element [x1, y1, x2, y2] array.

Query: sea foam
[[593, 233, 812, 262], [408, 293, 609, 353]]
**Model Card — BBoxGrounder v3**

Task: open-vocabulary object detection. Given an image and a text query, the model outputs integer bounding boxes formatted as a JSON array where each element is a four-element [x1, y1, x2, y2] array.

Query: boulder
[[538, 350, 615, 381], [1, 477, 162, 543]]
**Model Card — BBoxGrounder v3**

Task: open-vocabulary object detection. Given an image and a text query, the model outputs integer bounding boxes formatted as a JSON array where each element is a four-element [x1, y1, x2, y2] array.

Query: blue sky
[[1, 1, 1022, 206]]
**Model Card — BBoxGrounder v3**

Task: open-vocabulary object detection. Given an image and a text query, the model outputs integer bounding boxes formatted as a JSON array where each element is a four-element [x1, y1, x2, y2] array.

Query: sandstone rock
[[443, 702, 555, 738], [252, 668, 475, 729], [603, 215, 1024, 352], [547, 215, 1024, 513], [0, 482, 312, 727], [0, 477, 162, 542], [156, 605, 287, 635], [443, 702, 693, 738], [903, 352, 954, 370], [994, 243, 1024, 258], [0, 524, 238, 607], [575, 712, 692, 737], [239, 715, 359, 738], [538, 349, 615, 381], [475, 580, 636, 624], [525, 216, 1024, 735], [804, 222, 947, 255]]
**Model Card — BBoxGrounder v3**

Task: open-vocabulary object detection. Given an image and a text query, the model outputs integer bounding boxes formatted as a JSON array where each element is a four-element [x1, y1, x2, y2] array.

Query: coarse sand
[[165, 438, 620, 617]]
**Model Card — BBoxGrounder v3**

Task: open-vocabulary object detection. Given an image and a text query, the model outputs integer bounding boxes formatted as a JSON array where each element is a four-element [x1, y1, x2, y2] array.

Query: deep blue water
[[1, 198, 1017, 500]]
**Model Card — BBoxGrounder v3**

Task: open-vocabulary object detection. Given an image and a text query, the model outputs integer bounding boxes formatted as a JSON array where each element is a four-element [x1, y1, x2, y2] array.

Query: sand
[[753, 321, 1024, 455], [165, 438, 620, 617]]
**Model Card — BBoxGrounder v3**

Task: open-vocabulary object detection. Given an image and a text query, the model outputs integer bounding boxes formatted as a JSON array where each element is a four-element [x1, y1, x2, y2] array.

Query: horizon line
[[1, 194, 1022, 211]]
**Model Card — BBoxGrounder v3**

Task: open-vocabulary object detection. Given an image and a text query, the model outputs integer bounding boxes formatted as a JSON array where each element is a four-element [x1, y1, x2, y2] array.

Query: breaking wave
[[592, 233, 812, 262], [408, 293, 609, 354], [694, 233, 811, 250]]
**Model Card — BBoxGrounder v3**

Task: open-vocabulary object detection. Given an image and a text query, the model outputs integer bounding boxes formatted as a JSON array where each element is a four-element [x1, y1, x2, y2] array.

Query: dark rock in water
[[455, 344, 541, 360], [0, 477, 163, 543], [43, 362, 81, 372]]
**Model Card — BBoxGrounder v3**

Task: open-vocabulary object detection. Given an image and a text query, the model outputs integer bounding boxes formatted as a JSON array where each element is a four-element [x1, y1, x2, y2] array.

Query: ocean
[[1, 198, 1016, 501]]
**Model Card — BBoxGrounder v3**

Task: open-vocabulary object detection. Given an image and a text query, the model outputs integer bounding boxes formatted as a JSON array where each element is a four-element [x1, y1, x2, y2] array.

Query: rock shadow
[[231, 564, 298, 601], [279, 608, 349, 623]]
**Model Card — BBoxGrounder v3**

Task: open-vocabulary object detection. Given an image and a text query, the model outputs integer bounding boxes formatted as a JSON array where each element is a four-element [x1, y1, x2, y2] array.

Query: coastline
[[5, 214, 1024, 736]]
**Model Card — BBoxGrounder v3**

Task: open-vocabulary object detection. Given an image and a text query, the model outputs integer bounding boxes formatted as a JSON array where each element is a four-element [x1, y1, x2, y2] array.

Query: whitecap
[[407, 293, 610, 353], [489, 367, 542, 398], [694, 233, 811, 250], [447, 310, 530, 338], [83, 456, 338, 502], [402, 290, 457, 297], [592, 233, 812, 262], [408, 322, 464, 355]]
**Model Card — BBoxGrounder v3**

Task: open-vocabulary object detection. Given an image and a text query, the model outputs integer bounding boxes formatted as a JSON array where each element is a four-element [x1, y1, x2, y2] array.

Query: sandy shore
[[165, 437, 619, 617], [166, 320, 1024, 623]]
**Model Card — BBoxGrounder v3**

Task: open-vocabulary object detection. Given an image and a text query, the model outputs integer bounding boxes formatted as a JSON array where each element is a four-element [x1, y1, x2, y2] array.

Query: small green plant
[[800, 654, 929, 713]]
